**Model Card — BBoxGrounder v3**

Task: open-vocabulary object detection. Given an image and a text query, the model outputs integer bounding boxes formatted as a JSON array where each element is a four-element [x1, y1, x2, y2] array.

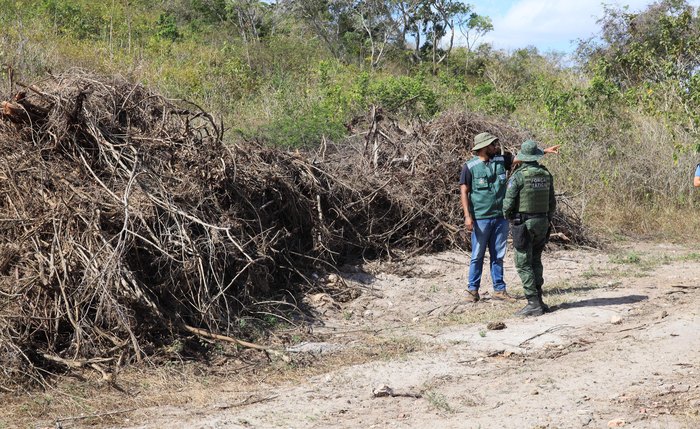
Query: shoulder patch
[[467, 158, 482, 170], [492, 155, 504, 162]]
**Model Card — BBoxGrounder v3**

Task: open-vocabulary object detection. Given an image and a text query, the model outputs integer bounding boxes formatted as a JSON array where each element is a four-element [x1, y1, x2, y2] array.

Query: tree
[[164, 0, 229, 25], [393, 0, 421, 61], [227, 0, 265, 42], [353, 0, 395, 69], [281, 0, 397, 68], [577, 1, 700, 142], [225, 0, 274, 67], [394, 1, 489, 74], [280, 0, 491, 73], [458, 11, 492, 69], [415, 0, 472, 74], [577, 0, 700, 89], [280, 0, 347, 60]]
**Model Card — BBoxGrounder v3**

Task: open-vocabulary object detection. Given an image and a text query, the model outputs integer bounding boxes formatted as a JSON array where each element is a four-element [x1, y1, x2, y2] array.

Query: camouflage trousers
[[513, 217, 549, 297]]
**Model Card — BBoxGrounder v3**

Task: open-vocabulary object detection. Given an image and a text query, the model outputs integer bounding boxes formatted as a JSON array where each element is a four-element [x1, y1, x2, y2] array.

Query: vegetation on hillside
[[0, 0, 698, 233]]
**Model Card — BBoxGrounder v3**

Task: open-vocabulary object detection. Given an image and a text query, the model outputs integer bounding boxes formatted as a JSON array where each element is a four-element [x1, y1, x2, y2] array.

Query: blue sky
[[466, 0, 700, 53]]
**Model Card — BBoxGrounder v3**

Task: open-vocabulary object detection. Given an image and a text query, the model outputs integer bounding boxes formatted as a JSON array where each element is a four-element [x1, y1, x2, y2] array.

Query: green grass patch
[[610, 251, 643, 264], [683, 252, 700, 261], [424, 391, 455, 413]]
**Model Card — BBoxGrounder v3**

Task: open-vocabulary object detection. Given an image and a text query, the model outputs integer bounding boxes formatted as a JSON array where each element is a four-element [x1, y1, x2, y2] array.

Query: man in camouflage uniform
[[503, 140, 556, 317]]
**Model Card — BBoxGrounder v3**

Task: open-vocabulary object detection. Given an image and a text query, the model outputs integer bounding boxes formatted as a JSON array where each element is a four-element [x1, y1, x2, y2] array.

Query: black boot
[[536, 286, 550, 313], [516, 295, 543, 317]]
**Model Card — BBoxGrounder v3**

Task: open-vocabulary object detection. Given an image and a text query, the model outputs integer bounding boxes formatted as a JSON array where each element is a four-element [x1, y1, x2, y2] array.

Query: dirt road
[[21, 241, 700, 429], [112, 241, 699, 429]]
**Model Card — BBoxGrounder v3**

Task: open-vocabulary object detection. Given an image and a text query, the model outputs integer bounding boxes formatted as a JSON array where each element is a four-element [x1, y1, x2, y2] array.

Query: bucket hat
[[471, 132, 498, 152], [515, 139, 545, 162]]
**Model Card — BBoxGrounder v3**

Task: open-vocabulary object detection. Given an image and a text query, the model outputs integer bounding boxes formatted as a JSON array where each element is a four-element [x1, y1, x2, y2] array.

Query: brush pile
[[0, 72, 593, 390]]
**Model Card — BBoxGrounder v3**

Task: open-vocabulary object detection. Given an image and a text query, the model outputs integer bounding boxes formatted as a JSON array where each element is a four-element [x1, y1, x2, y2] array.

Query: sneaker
[[466, 289, 480, 302], [491, 290, 517, 302]]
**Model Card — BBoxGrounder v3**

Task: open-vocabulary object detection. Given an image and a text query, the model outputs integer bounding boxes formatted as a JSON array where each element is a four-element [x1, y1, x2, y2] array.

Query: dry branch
[[183, 324, 273, 351], [0, 70, 595, 391]]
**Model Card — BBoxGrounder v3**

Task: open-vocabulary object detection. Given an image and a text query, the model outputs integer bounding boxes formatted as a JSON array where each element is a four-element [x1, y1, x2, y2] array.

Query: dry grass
[[0, 358, 253, 428], [587, 203, 700, 242], [1, 331, 429, 428], [546, 110, 700, 245], [437, 303, 522, 326]]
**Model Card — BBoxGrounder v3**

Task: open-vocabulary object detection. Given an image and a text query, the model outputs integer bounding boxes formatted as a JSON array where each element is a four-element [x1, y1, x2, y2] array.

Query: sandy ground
[[18, 241, 700, 428]]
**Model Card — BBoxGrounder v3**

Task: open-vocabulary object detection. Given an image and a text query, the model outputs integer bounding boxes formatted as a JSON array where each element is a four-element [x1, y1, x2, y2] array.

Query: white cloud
[[478, 0, 697, 52]]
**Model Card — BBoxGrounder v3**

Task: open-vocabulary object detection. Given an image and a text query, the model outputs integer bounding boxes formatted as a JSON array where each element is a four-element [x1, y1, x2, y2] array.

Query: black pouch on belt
[[511, 222, 529, 250]]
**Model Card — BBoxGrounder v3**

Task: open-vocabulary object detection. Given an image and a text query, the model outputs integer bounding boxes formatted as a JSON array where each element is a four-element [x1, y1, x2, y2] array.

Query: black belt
[[518, 212, 548, 220]]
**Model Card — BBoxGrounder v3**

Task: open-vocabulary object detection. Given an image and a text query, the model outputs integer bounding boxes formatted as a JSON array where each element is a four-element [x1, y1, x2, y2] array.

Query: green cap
[[472, 132, 498, 152], [515, 140, 545, 162]]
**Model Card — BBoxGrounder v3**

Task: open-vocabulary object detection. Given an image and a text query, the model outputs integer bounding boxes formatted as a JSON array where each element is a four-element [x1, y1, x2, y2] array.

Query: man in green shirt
[[459, 132, 514, 302], [503, 140, 556, 317]]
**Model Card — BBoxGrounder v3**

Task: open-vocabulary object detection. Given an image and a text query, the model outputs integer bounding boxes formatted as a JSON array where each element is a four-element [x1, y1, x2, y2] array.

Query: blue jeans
[[468, 217, 509, 291]]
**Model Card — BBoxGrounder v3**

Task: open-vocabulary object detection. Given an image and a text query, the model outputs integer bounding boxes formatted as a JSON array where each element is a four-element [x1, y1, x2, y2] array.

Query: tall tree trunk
[[414, 30, 421, 63], [432, 32, 437, 74]]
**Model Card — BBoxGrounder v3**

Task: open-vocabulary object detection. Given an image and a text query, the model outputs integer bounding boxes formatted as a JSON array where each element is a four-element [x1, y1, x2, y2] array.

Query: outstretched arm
[[544, 144, 560, 155]]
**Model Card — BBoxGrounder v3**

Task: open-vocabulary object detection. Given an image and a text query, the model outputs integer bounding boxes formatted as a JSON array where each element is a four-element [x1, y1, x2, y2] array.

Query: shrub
[[357, 72, 439, 117]]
